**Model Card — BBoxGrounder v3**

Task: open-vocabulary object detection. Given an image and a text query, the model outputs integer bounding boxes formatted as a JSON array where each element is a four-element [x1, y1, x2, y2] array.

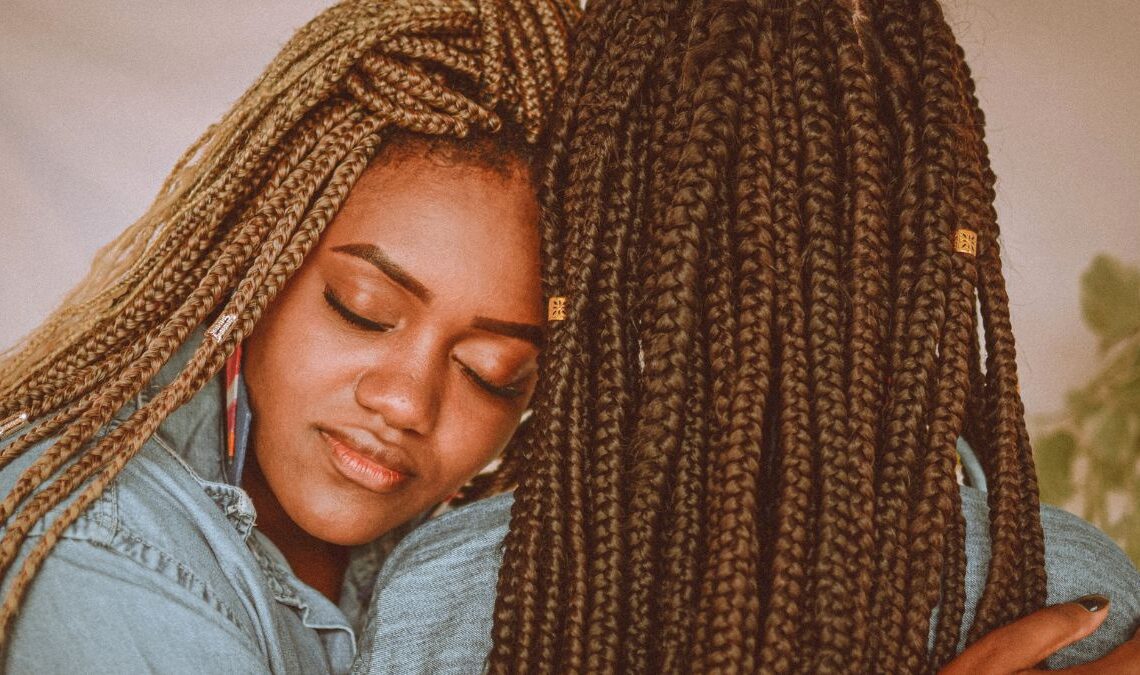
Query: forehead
[[318, 154, 542, 309], [330, 155, 537, 249]]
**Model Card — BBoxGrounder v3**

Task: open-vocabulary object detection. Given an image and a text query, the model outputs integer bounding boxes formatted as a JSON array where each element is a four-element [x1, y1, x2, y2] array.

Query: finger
[[939, 594, 1111, 675], [1058, 626, 1140, 675]]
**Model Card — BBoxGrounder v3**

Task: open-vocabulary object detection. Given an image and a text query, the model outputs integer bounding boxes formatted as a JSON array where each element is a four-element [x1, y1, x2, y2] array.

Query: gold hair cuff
[[547, 297, 567, 321], [207, 313, 238, 343], [954, 229, 978, 256], [0, 412, 29, 439]]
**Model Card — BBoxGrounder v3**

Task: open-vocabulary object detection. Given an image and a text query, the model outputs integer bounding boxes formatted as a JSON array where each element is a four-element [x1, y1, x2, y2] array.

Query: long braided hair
[[484, 0, 1046, 671], [0, 0, 575, 646]]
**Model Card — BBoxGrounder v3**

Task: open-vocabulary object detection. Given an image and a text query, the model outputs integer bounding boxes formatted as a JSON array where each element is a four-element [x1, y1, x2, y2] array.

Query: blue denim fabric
[[357, 489, 1140, 674], [0, 330, 388, 674]]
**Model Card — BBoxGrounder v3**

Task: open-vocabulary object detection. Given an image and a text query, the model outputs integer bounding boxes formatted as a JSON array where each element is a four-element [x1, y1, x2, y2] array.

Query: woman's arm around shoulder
[[353, 493, 514, 675], [960, 485, 1140, 668]]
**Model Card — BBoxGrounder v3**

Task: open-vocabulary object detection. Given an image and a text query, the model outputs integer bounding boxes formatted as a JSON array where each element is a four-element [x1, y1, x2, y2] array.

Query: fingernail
[[1075, 594, 1110, 613]]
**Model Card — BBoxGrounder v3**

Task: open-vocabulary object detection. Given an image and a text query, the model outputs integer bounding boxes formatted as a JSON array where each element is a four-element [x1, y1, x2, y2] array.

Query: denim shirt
[[356, 489, 1140, 674], [0, 330, 400, 674]]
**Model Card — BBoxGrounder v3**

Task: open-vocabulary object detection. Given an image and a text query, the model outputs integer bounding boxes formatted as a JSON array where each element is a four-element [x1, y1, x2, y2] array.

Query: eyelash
[[454, 358, 526, 401], [324, 288, 393, 332], [324, 286, 525, 401]]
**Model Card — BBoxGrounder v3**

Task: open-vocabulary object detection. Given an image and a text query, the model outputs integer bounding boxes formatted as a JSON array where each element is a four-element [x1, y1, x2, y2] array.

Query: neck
[[243, 452, 349, 603]]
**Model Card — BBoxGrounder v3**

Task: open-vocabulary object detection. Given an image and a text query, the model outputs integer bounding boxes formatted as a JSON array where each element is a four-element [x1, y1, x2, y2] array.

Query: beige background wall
[[2, 0, 1139, 422]]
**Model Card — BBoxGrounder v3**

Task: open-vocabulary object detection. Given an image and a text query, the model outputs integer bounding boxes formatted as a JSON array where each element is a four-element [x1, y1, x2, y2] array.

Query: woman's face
[[242, 152, 542, 546]]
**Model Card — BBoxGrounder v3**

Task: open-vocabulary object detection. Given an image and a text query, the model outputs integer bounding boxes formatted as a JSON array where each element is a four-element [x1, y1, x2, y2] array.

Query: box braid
[[482, 0, 1046, 672], [0, 0, 577, 647]]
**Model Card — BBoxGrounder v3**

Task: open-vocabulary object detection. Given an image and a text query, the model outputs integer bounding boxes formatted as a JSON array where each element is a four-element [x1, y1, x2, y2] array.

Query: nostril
[[353, 367, 438, 436]]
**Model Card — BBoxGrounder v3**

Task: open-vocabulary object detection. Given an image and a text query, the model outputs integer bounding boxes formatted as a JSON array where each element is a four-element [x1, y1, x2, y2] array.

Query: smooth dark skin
[[242, 155, 543, 600]]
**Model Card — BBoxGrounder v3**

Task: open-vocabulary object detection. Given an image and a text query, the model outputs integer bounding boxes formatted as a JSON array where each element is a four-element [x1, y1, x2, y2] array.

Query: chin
[[291, 495, 397, 546], [308, 517, 392, 547], [315, 527, 384, 547]]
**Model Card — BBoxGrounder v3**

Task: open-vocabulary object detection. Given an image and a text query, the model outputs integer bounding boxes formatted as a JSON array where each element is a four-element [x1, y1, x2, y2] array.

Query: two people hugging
[[1, 0, 1137, 672]]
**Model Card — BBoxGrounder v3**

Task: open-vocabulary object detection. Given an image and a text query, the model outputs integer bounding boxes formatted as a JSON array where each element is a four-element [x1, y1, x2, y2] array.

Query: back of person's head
[[485, 0, 1044, 671], [0, 0, 575, 643]]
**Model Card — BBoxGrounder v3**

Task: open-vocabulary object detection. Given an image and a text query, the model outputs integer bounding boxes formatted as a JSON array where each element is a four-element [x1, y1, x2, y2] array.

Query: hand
[[940, 595, 1140, 674]]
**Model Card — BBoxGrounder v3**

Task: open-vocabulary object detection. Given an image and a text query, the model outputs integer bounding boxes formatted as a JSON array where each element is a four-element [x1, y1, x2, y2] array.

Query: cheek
[[435, 400, 522, 483], [244, 279, 347, 419]]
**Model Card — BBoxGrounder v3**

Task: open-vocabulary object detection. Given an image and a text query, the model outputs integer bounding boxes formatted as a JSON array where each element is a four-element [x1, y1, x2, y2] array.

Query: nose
[[354, 349, 441, 436]]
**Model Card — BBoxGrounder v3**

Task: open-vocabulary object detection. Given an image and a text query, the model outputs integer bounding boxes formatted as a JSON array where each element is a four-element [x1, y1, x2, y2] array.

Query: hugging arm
[[351, 495, 511, 674], [355, 490, 1140, 672], [956, 486, 1140, 668]]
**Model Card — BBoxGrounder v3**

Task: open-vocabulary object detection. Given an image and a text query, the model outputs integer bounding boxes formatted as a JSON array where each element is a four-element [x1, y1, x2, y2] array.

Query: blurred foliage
[[1034, 255, 1140, 564]]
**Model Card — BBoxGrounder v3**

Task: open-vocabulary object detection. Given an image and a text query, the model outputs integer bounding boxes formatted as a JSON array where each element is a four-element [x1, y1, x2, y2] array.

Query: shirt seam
[[29, 521, 258, 641]]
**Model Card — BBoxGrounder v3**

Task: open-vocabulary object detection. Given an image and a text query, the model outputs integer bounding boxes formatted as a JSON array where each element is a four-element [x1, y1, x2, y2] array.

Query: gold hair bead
[[207, 313, 238, 343], [954, 229, 978, 256], [0, 412, 29, 439], [547, 296, 567, 321]]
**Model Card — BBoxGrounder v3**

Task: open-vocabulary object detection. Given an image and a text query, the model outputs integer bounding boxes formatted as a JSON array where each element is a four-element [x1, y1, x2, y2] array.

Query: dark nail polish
[[1075, 594, 1110, 613]]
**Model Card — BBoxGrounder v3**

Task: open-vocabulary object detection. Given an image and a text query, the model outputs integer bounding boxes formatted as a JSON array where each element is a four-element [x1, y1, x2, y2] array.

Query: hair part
[[371, 123, 538, 184]]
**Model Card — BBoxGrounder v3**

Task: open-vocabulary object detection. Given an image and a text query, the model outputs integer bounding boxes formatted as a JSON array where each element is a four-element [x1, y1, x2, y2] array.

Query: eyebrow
[[472, 317, 546, 348], [331, 243, 432, 302], [332, 242, 545, 347]]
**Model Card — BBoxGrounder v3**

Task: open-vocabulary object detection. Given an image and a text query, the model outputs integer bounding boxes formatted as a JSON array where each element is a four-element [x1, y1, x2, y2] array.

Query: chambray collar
[[141, 328, 249, 510]]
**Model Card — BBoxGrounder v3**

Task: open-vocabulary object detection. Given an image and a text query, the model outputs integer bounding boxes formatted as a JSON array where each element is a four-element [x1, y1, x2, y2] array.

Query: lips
[[320, 428, 414, 493]]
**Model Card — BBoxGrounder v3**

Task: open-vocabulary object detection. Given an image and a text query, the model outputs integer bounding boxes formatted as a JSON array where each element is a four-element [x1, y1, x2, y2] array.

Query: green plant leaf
[[1043, 254, 1140, 565], [1080, 255, 1140, 351], [1066, 387, 1103, 424], [1034, 429, 1076, 504], [1111, 364, 1140, 415], [1090, 408, 1132, 488]]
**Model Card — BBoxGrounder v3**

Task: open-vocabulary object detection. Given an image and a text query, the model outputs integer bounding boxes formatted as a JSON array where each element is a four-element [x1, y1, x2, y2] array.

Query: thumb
[[939, 594, 1111, 675]]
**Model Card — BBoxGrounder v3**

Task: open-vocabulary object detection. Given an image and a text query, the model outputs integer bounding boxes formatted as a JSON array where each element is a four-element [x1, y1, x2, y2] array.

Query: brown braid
[[0, 0, 576, 647], [484, 0, 1047, 671]]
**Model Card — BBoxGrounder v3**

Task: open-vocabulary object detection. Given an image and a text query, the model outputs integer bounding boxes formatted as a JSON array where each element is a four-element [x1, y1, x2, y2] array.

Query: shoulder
[[3, 535, 266, 672], [959, 485, 1140, 667], [1037, 500, 1140, 666], [0, 431, 267, 666], [353, 492, 513, 674], [1, 425, 251, 571]]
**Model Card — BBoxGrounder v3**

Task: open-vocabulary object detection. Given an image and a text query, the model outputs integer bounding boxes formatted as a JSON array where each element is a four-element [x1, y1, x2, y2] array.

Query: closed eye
[[323, 287, 393, 332], [453, 357, 527, 401]]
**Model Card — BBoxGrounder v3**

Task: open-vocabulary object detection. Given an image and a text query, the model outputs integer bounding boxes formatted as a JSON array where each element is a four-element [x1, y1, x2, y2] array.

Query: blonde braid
[[0, 107, 369, 482], [0, 110, 373, 582], [0, 126, 384, 621], [0, 0, 575, 647], [0, 104, 355, 424]]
